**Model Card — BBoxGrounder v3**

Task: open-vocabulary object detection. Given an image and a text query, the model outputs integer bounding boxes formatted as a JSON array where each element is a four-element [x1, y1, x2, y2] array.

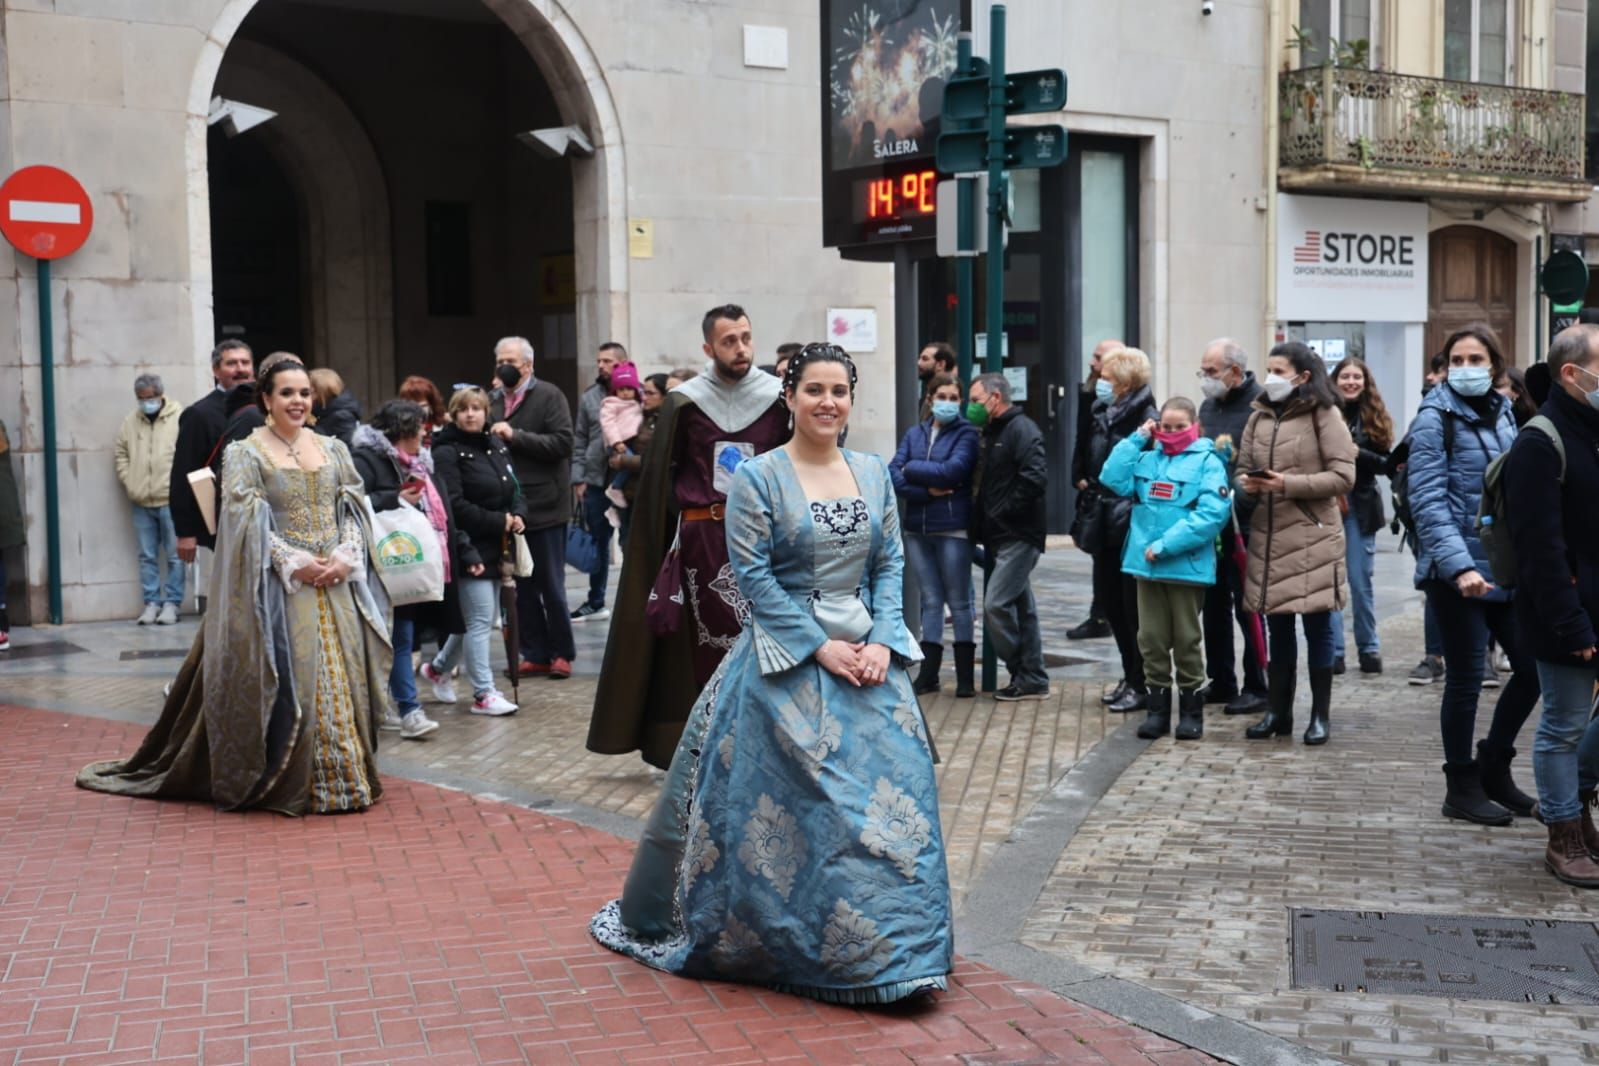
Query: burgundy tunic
[[672, 402, 792, 683]]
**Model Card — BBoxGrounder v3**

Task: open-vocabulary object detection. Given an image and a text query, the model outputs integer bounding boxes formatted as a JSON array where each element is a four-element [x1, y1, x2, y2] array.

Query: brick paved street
[[0, 704, 1214, 1066]]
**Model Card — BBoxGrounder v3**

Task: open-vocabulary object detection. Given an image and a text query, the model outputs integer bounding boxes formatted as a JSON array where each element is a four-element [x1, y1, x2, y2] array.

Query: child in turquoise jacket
[[1098, 396, 1231, 741]]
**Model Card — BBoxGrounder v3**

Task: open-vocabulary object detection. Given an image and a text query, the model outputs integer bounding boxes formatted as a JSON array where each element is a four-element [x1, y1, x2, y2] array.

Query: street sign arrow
[[942, 67, 1068, 123], [936, 124, 1069, 174]]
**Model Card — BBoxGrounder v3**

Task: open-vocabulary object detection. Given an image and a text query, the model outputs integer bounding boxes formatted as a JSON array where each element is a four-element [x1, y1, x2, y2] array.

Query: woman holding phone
[[1236, 342, 1356, 747], [354, 400, 473, 740]]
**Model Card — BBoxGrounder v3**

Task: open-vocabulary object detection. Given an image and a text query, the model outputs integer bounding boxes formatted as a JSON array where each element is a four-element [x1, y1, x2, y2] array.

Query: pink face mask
[[1154, 425, 1201, 456]]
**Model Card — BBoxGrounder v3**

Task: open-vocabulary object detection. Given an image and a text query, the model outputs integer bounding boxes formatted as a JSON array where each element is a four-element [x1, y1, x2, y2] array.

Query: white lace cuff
[[330, 543, 364, 583], [273, 545, 316, 593]]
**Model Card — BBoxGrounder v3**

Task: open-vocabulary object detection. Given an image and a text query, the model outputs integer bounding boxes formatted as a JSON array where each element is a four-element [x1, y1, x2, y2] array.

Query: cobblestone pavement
[[0, 704, 1217, 1066], [1021, 605, 1599, 1066]]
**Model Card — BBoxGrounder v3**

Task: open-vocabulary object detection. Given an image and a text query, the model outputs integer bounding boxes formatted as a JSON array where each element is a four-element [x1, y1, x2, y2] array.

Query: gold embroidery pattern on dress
[[309, 581, 372, 812]]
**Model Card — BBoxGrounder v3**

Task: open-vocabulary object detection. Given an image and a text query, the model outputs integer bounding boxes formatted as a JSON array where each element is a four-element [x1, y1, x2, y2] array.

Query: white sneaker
[[400, 709, 439, 739], [136, 604, 159, 625], [471, 691, 518, 716], [156, 603, 179, 625], [377, 707, 404, 732], [419, 662, 458, 704], [605, 486, 629, 509]]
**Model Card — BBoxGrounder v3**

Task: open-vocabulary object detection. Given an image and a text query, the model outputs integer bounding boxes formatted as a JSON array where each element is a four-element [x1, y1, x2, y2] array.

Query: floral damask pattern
[[892, 701, 926, 744], [681, 802, 720, 897], [861, 778, 932, 880], [773, 681, 842, 770], [820, 899, 894, 982], [738, 794, 807, 901], [710, 914, 772, 977]]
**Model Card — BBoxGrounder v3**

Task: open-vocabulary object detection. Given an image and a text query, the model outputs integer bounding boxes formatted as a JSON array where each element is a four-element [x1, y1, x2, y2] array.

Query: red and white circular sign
[[0, 165, 93, 260]]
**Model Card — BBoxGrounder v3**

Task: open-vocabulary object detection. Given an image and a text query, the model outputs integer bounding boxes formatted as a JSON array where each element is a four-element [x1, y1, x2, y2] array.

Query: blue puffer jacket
[[890, 415, 979, 536], [1408, 382, 1517, 602], [1099, 432, 1231, 586]]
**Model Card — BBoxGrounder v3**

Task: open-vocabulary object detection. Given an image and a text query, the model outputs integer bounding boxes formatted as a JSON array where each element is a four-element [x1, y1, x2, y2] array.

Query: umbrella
[[1230, 509, 1268, 671], [500, 534, 521, 704]]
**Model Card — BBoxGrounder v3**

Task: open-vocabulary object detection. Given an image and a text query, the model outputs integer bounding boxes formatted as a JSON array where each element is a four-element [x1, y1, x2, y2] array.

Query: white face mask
[[1262, 372, 1297, 403], [1199, 375, 1229, 401], [1577, 366, 1599, 412]]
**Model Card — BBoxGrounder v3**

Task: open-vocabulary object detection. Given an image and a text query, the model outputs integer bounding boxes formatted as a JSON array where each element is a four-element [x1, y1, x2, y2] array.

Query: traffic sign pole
[[1, 165, 95, 626], [37, 258, 61, 624], [955, 32, 976, 391], [980, 3, 1008, 695]]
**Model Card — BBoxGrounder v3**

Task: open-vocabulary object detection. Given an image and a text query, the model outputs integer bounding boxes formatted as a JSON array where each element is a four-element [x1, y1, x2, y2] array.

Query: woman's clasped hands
[[293, 555, 353, 589], [816, 638, 893, 688]]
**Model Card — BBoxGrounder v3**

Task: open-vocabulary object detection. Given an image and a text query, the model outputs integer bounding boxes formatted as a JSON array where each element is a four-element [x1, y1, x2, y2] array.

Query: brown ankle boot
[[1546, 819, 1599, 888], [1581, 791, 1599, 859]]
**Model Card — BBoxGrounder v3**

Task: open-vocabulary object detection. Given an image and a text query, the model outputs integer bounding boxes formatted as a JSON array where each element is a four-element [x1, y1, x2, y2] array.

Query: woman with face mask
[[1407, 323, 1539, 826], [890, 373, 980, 697], [1236, 342, 1356, 747], [1081, 347, 1161, 713]]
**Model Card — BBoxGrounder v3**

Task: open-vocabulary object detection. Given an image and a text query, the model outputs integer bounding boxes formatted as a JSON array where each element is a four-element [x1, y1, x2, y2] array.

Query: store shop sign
[[1277, 195, 1428, 322]]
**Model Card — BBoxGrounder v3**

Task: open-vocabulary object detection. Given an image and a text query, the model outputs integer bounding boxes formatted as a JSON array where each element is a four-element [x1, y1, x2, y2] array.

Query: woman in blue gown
[[591, 344, 954, 1004]]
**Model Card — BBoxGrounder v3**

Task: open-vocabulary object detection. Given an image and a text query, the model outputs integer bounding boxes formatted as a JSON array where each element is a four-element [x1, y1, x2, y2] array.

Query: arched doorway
[[189, 0, 628, 408], [1426, 225, 1519, 367]]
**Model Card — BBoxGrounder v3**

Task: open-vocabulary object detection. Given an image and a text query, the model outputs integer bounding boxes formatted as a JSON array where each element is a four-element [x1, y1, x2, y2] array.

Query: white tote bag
[[366, 500, 445, 605]]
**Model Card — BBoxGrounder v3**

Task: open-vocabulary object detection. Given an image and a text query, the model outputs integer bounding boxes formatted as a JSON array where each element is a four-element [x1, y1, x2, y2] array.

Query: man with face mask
[[115, 373, 187, 625], [1504, 323, 1599, 886], [588, 304, 789, 767], [570, 342, 626, 622], [1196, 338, 1267, 715], [489, 336, 577, 679]]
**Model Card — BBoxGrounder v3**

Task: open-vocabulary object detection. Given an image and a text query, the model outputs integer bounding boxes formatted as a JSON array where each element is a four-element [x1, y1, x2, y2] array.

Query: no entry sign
[[0, 165, 93, 260]]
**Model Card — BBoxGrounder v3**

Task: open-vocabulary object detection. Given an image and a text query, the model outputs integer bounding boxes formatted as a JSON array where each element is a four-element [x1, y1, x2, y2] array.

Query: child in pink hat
[[600, 361, 644, 510]]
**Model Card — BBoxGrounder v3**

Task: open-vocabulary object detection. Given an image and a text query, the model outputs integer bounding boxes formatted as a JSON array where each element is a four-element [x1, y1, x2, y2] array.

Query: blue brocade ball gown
[[591, 448, 954, 1004]]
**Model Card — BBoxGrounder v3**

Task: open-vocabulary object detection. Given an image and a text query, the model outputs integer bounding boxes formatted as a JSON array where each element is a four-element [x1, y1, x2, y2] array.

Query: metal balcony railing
[[1279, 66, 1586, 186]]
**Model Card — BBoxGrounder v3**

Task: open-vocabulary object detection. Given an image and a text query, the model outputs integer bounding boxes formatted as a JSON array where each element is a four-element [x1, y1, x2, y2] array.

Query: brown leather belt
[[681, 503, 726, 522]]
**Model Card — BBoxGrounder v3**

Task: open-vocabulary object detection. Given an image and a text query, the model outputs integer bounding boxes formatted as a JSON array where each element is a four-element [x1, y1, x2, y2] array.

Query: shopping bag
[[510, 531, 534, 578], [367, 501, 445, 605], [566, 515, 600, 575]]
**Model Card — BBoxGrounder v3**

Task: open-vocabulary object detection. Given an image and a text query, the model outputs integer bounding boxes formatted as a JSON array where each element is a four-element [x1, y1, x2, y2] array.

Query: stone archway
[[185, 0, 629, 379], [213, 40, 395, 404]]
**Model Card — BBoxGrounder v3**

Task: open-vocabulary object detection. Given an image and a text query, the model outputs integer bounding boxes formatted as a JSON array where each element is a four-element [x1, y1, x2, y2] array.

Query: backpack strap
[[1523, 414, 1567, 483]]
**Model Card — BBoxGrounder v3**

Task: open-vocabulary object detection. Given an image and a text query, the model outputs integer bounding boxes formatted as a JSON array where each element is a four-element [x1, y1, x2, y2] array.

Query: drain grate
[[1291, 909, 1599, 1005]]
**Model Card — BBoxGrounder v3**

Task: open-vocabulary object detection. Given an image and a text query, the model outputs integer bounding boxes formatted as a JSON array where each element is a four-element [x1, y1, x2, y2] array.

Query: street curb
[[955, 718, 1340, 1066]]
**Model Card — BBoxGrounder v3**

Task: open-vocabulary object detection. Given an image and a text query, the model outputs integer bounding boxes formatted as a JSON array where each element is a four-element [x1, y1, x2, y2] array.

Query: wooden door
[[1426, 225, 1518, 368]]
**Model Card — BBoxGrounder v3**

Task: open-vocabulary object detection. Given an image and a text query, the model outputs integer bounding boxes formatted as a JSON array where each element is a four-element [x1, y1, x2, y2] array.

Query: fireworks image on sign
[[829, 1, 958, 170]]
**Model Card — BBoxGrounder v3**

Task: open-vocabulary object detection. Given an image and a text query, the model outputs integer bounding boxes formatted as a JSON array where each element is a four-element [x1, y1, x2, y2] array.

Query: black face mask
[[496, 364, 522, 390]]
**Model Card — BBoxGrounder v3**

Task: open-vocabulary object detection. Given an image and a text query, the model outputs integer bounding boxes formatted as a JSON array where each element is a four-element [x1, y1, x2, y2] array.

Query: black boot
[[1246, 660, 1296, 739], [1136, 687, 1172, 739], [912, 642, 943, 695], [952, 642, 976, 699], [1476, 740, 1536, 816], [1224, 690, 1267, 716], [1441, 762, 1513, 826], [1174, 689, 1205, 740], [1101, 679, 1129, 706], [1303, 666, 1332, 745]]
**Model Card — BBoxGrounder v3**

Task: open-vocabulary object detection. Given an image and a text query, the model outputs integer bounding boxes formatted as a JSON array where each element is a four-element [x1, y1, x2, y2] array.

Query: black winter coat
[[1341, 400, 1390, 537], [1083, 384, 1158, 558], [353, 438, 470, 634], [313, 393, 362, 448], [489, 381, 574, 531], [430, 424, 527, 571], [973, 406, 1047, 551], [168, 387, 230, 545], [1199, 372, 1263, 524], [1504, 387, 1599, 665]]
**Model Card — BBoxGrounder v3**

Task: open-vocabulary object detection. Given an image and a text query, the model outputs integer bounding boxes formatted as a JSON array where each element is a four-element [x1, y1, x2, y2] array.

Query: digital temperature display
[[863, 170, 937, 220]]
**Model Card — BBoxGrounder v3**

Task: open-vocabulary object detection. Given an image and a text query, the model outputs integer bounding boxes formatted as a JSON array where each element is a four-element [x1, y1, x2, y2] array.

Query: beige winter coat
[[113, 398, 184, 507], [1237, 397, 1356, 616]]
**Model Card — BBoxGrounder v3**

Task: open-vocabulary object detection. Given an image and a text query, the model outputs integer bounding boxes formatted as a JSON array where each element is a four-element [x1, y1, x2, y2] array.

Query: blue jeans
[[1267, 611, 1335, 672], [582, 485, 613, 610], [985, 540, 1047, 689], [390, 615, 419, 714], [1532, 660, 1599, 824], [431, 576, 496, 699], [132, 504, 185, 605], [1332, 514, 1379, 658], [904, 533, 974, 644]]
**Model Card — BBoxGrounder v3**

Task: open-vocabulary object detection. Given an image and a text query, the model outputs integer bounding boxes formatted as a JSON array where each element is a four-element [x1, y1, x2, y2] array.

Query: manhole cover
[[0, 641, 88, 661], [118, 648, 189, 661], [1291, 909, 1599, 1004]]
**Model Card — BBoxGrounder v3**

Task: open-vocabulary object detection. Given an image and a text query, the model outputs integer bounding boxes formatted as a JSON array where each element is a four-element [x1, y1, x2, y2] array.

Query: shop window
[[1587, 0, 1599, 182], [1297, 0, 1375, 66], [1080, 150, 1129, 369], [1444, 0, 1511, 85]]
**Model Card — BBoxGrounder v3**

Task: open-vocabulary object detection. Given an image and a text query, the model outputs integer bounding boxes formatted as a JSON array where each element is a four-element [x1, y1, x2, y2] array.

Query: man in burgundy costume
[[587, 305, 789, 767]]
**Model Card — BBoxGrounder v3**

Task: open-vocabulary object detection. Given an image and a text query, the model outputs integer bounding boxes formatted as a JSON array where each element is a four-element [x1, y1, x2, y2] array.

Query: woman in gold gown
[[78, 360, 393, 815]]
